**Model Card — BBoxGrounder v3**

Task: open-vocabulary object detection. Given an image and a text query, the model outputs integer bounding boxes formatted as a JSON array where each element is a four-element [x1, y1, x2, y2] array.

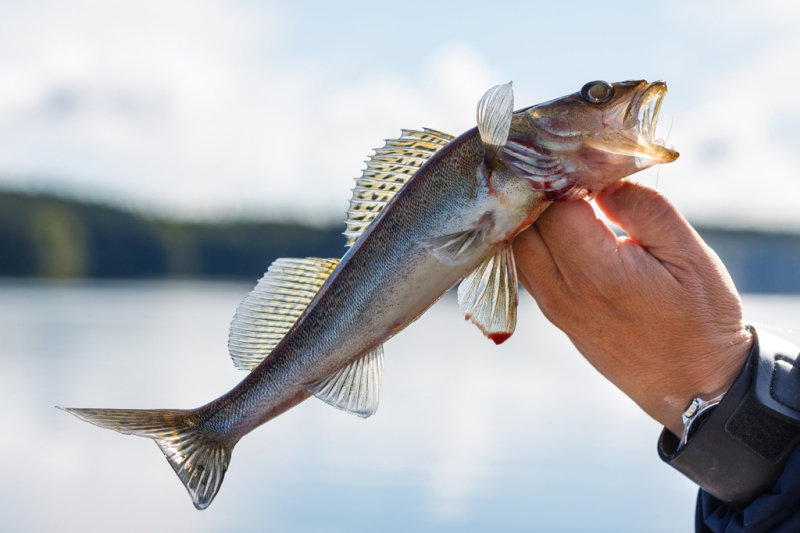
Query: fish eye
[[580, 81, 614, 104]]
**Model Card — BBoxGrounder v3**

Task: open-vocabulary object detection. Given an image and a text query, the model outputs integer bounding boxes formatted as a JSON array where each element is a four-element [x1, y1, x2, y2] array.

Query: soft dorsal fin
[[477, 82, 514, 167], [458, 245, 518, 345], [228, 257, 340, 371], [344, 128, 454, 247], [304, 345, 384, 418]]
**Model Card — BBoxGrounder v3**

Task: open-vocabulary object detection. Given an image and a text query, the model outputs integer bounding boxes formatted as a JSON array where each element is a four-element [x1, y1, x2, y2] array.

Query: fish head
[[505, 80, 679, 200]]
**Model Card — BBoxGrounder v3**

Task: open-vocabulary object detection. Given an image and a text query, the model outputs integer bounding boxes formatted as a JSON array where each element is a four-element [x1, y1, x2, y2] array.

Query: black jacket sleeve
[[695, 444, 800, 532], [656, 327, 800, 532]]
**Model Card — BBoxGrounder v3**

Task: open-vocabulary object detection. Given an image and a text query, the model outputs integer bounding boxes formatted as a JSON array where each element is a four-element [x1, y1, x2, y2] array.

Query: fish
[[60, 79, 679, 509]]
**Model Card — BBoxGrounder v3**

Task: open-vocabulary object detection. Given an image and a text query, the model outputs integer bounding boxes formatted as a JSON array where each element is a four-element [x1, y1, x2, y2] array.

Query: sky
[[0, 0, 799, 229]]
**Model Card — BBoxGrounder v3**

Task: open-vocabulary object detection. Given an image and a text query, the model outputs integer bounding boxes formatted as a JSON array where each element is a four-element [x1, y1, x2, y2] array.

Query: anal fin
[[458, 245, 518, 344], [304, 345, 384, 418]]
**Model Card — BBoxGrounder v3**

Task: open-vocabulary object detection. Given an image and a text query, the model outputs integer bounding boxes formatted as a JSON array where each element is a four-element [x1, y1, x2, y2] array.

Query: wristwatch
[[658, 326, 800, 508], [679, 393, 726, 448]]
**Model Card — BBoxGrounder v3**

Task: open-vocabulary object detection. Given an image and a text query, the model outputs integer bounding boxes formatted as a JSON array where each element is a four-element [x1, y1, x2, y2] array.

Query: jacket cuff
[[658, 327, 800, 508]]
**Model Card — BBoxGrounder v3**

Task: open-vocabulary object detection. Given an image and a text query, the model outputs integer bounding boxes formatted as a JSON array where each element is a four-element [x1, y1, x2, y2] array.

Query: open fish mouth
[[577, 80, 679, 166], [628, 81, 679, 163]]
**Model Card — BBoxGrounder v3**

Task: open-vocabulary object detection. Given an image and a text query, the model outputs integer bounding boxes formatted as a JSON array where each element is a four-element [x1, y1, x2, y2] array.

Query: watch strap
[[658, 327, 800, 508]]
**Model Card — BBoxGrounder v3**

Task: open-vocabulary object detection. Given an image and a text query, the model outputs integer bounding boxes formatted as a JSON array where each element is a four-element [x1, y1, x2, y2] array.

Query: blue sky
[[0, 0, 799, 228]]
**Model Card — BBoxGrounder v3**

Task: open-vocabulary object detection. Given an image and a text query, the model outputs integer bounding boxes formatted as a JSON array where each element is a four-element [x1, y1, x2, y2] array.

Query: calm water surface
[[1, 280, 798, 532]]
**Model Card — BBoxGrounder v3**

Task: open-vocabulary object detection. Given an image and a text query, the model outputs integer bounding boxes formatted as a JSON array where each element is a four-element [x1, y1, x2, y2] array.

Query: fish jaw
[[505, 80, 679, 199], [583, 81, 679, 166]]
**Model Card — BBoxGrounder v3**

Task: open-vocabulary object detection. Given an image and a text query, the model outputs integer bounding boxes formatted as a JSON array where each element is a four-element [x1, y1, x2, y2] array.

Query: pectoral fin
[[477, 82, 514, 167], [458, 245, 518, 344], [420, 218, 492, 267], [304, 345, 384, 418]]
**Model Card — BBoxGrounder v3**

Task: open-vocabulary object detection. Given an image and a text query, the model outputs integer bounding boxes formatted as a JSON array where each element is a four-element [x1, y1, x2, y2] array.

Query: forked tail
[[59, 407, 234, 510]]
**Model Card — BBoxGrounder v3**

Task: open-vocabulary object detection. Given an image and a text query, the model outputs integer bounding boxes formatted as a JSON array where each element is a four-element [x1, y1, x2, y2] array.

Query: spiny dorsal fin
[[228, 257, 340, 371], [304, 345, 384, 418], [458, 245, 518, 345], [344, 128, 454, 247], [477, 82, 514, 166]]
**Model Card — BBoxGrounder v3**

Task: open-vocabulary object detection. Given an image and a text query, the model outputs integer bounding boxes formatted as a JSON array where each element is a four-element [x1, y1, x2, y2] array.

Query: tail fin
[[59, 407, 233, 510]]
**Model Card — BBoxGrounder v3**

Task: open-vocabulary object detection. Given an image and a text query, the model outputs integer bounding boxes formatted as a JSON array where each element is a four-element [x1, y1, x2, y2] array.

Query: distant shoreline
[[1, 190, 798, 293]]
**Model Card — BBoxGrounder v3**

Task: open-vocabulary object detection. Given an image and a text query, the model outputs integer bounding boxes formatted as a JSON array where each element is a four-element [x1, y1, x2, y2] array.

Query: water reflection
[[1, 281, 797, 532]]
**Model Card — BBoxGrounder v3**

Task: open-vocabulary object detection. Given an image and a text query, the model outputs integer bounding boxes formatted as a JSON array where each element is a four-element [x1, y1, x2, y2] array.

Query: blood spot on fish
[[489, 332, 511, 345]]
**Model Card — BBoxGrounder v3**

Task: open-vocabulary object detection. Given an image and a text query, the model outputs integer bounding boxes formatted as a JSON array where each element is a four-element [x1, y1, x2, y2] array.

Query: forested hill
[[0, 191, 345, 280], [0, 190, 799, 292]]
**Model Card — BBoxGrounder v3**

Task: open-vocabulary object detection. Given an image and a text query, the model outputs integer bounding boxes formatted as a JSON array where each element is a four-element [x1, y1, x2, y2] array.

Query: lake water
[[1, 281, 799, 532]]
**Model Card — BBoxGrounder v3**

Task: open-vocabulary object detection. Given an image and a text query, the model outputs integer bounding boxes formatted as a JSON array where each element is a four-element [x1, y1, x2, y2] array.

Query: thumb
[[595, 181, 702, 260]]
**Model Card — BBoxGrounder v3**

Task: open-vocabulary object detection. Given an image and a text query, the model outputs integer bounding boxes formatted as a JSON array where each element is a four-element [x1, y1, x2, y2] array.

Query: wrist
[[697, 328, 754, 398], [662, 327, 753, 437]]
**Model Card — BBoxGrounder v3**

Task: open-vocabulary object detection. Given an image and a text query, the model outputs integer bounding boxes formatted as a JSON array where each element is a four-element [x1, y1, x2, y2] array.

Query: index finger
[[533, 198, 620, 276], [595, 181, 705, 263]]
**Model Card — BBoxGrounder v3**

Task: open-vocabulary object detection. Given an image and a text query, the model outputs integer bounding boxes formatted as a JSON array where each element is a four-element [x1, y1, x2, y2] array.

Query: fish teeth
[[652, 95, 663, 141], [639, 98, 650, 140], [638, 93, 663, 144]]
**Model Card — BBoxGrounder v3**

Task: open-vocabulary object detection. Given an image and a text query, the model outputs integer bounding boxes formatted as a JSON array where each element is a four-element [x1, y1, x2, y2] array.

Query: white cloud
[[661, 34, 800, 229], [2, 0, 800, 230], [0, 0, 499, 223]]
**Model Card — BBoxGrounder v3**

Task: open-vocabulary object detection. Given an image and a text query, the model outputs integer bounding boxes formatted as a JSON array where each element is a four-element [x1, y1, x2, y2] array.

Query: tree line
[[0, 190, 799, 292]]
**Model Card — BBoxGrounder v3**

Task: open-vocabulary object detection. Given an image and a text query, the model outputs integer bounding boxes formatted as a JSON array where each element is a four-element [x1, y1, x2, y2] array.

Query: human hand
[[513, 181, 753, 437]]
